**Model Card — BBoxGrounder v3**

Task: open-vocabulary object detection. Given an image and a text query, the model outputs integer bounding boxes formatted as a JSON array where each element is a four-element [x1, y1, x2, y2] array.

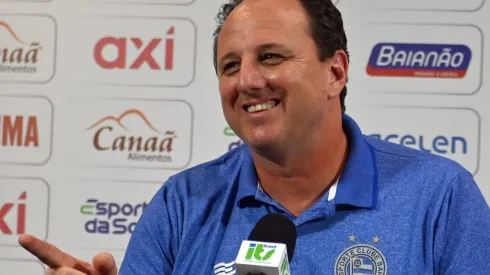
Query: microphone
[[235, 213, 297, 275]]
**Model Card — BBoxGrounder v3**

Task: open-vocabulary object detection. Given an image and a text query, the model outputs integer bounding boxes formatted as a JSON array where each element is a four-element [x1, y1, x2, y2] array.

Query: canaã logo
[[86, 109, 176, 163], [0, 21, 42, 74]]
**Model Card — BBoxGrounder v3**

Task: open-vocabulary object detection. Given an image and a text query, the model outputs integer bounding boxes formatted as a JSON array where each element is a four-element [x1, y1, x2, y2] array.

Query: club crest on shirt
[[334, 235, 387, 275]]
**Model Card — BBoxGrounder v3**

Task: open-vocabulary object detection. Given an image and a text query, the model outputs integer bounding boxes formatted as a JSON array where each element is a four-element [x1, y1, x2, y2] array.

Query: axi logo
[[246, 243, 276, 262], [94, 26, 174, 71], [224, 126, 242, 151], [0, 192, 26, 235], [367, 43, 472, 78], [0, 115, 39, 148], [0, 21, 42, 74], [80, 198, 148, 234], [86, 109, 176, 163]]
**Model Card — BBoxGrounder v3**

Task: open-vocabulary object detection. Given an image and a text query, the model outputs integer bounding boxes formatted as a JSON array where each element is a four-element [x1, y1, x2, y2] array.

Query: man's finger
[[92, 252, 118, 275], [47, 267, 89, 275], [18, 234, 99, 274], [18, 234, 75, 268]]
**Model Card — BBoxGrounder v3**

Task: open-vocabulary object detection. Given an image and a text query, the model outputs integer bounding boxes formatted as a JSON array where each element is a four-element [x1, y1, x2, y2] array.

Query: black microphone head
[[248, 213, 297, 262]]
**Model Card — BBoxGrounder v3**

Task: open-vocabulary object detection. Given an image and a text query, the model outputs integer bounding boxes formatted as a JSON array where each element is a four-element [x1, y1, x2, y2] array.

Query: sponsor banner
[[57, 180, 161, 250], [348, 23, 482, 95], [348, 106, 480, 175], [72, 16, 196, 87], [367, 43, 471, 79], [0, 259, 45, 273], [92, 0, 196, 4], [0, 15, 56, 83], [354, 0, 484, 11], [0, 96, 53, 165], [69, 98, 192, 170], [0, 178, 49, 246]]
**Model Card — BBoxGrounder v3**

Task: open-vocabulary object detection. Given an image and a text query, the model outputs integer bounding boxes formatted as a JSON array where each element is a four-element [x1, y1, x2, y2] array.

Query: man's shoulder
[[364, 135, 478, 210], [163, 145, 246, 192]]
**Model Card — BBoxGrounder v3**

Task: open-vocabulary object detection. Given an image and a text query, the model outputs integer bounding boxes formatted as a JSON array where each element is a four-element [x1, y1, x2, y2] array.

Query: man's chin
[[245, 136, 281, 153]]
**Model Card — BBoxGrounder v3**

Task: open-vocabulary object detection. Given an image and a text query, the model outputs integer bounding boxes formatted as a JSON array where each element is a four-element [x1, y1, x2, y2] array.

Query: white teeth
[[247, 101, 277, 113]]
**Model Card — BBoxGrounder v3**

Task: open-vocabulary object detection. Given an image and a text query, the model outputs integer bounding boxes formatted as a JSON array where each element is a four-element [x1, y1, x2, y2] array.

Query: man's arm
[[119, 178, 181, 275], [434, 172, 490, 274]]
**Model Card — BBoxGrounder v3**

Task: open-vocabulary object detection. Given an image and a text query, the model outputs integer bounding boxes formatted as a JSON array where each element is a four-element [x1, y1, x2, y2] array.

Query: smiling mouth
[[244, 100, 280, 113]]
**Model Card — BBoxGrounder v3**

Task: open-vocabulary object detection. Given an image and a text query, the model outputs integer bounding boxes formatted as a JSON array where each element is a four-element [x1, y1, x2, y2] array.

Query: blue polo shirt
[[119, 115, 490, 275]]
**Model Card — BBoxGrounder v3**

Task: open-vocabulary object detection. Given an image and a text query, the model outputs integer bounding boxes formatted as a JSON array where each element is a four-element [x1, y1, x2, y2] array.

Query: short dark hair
[[212, 0, 349, 113]]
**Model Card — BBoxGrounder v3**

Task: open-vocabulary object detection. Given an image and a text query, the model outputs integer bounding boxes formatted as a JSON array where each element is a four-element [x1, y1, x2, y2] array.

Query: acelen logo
[[370, 134, 468, 155], [0, 16, 56, 83], [80, 198, 148, 235], [350, 106, 480, 174], [94, 26, 174, 71], [86, 109, 176, 163], [367, 43, 472, 78], [0, 178, 49, 246]]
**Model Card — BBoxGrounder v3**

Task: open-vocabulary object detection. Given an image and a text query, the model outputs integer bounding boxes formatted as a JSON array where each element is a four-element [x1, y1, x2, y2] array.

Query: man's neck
[[250, 117, 348, 217]]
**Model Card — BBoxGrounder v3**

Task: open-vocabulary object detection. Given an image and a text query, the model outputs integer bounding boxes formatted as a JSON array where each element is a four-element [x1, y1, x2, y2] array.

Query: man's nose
[[237, 61, 267, 94]]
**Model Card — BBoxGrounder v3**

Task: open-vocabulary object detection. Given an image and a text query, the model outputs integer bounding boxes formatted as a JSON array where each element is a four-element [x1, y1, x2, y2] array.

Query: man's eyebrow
[[218, 43, 293, 70], [219, 52, 238, 69], [257, 43, 292, 53]]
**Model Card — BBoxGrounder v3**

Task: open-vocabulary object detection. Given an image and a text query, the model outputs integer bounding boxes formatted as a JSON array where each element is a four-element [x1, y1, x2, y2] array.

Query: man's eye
[[223, 62, 239, 74], [260, 53, 284, 63]]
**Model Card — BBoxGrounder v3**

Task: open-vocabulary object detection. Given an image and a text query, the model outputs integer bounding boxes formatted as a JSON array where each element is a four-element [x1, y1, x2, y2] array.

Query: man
[[19, 0, 490, 274]]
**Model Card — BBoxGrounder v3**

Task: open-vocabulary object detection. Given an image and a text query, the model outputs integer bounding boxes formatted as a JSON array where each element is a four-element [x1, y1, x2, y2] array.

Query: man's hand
[[18, 234, 118, 275]]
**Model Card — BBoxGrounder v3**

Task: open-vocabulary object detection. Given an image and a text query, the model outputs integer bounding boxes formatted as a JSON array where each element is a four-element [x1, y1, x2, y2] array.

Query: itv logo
[[246, 243, 277, 262]]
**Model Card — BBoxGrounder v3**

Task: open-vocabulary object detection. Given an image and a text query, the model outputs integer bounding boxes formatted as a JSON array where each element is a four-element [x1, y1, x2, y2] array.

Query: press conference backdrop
[[0, 0, 488, 273]]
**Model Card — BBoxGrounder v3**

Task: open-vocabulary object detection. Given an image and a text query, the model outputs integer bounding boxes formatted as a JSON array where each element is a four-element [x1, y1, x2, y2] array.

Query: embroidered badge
[[334, 235, 387, 275]]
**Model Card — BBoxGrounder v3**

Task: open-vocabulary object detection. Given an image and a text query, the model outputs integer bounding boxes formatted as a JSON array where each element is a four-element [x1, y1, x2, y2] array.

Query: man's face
[[216, 0, 343, 152]]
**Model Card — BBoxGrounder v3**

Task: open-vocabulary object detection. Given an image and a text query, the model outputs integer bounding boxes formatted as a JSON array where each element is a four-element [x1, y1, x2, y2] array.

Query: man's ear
[[325, 50, 349, 99]]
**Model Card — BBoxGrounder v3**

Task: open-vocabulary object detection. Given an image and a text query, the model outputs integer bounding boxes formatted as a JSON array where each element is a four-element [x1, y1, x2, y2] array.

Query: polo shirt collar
[[236, 114, 378, 210], [335, 114, 378, 209], [236, 146, 259, 207]]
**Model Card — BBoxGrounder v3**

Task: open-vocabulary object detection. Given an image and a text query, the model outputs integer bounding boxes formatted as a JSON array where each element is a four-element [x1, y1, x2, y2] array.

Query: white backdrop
[[0, 0, 488, 273]]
